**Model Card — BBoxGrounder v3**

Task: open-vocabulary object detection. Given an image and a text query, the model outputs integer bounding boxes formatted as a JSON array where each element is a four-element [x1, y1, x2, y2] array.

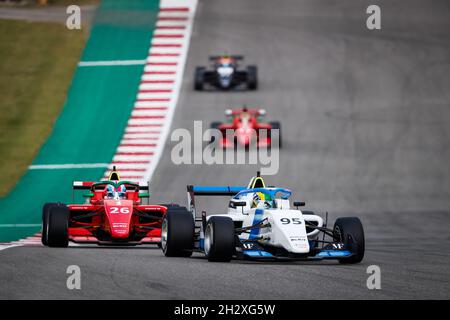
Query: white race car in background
[[160, 173, 365, 264]]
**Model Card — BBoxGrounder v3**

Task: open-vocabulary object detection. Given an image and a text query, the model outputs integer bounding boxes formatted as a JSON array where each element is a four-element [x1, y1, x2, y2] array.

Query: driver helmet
[[104, 185, 115, 199], [252, 192, 275, 209], [219, 56, 232, 66], [117, 184, 127, 199]]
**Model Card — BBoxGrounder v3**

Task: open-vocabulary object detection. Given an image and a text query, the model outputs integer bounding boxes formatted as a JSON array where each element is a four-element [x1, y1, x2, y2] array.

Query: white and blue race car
[[160, 173, 364, 263], [194, 55, 257, 91]]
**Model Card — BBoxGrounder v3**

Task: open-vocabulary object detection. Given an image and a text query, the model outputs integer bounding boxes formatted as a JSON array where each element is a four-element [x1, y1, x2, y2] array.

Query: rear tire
[[269, 121, 282, 148], [161, 208, 194, 257], [209, 122, 222, 144], [204, 216, 235, 262], [333, 217, 365, 264], [41, 202, 59, 246], [194, 67, 205, 90], [210, 122, 222, 130], [47, 205, 69, 248], [247, 65, 258, 90]]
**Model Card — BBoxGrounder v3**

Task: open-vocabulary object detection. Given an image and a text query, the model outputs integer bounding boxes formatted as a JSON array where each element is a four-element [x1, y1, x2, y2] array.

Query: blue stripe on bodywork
[[249, 209, 264, 239], [244, 250, 274, 257], [315, 250, 351, 258], [192, 186, 246, 193]]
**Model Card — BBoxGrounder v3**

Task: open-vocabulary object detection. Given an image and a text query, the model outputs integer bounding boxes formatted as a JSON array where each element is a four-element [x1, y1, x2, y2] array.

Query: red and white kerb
[[103, 0, 197, 182]]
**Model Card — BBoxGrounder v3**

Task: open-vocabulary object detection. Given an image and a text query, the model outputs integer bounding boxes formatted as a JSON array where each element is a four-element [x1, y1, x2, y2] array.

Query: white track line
[[141, 74, 176, 81], [29, 163, 109, 170], [78, 60, 147, 67], [156, 20, 188, 27], [0, 232, 42, 251], [150, 38, 184, 45], [147, 56, 181, 63], [0, 244, 23, 251], [0, 224, 41, 227], [144, 64, 178, 72], [139, 83, 174, 90], [132, 110, 168, 116], [150, 47, 182, 54]]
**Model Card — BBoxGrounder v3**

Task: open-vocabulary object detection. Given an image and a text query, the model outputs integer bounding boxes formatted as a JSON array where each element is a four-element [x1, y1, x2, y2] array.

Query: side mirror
[[232, 201, 248, 215], [83, 193, 94, 198], [139, 193, 150, 198], [293, 201, 305, 208]]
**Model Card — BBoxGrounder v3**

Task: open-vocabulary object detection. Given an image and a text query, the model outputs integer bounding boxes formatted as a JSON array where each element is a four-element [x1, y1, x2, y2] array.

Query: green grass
[[0, 1, 100, 8], [47, 0, 100, 5], [0, 19, 87, 196]]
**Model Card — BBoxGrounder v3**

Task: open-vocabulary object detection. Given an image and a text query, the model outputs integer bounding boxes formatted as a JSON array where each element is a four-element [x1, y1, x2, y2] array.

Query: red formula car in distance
[[210, 107, 282, 148], [41, 168, 182, 247]]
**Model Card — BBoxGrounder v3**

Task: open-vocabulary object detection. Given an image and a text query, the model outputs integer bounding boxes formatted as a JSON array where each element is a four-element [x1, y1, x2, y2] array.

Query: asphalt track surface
[[1, 0, 450, 299]]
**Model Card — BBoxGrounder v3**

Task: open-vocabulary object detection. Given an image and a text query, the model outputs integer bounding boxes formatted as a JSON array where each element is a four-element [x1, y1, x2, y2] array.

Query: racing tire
[[246, 65, 258, 90], [41, 202, 60, 246], [47, 205, 69, 248], [204, 216, 235, 262], [161, 208, 194, 257], [333, 217, 365, 264], [210, 122, 222, 130], [269, 121, 282, 148], [194, 67, 205, 91]]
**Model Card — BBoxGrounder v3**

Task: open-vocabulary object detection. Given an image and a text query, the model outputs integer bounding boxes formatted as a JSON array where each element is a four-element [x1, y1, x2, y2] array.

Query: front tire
[[161, 208, 194, 257], [246, 65, 258, 90], [47, 205, 69, 248], [42, 202, 59, 246], [194, 67, 205, 90], [204, 216, 235, 262], [269, 121, 282, 148], [333, 217, 365, 264]]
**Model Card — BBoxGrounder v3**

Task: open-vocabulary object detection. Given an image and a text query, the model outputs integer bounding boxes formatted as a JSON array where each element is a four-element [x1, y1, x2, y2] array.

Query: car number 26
[[280, 217, 301, 224], [110, 207, 130, 214]]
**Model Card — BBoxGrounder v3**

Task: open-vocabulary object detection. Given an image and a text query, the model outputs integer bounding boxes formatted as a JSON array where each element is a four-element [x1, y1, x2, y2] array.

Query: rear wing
[[72, 181, 94, 190], [72, 181, 150, 202], [187, 185, 246, 196], [209, 55, 243, 61], [72, 181, 149, 190], [186, 185, 246, 221]]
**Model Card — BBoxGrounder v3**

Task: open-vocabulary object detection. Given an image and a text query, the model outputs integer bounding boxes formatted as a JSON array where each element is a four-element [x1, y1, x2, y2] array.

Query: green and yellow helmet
[[252, 191, 275, 208]]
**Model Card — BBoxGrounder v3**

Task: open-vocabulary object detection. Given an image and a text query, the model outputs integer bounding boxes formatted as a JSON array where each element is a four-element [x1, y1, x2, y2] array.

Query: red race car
[[210, 107, 282, 148], [41, 168, 187, 247]]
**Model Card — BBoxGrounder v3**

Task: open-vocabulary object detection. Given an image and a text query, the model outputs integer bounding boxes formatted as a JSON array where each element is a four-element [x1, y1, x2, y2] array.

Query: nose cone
[[236, 128, 253, 145], [104, 200, 133, 239], [270, 210, 310, 253], [238, 134, 251, 145]]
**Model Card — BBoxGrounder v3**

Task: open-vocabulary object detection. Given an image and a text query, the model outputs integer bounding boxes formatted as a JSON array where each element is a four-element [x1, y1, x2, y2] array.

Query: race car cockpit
[[103, 184, 127, 200], [233, 188, 292, 210], [251, 191, 276, 209]]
